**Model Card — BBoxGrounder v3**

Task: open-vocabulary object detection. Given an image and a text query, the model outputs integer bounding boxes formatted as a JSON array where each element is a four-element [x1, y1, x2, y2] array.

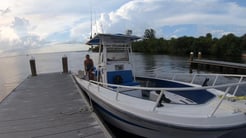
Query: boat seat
[[107, 70, 140, 86]]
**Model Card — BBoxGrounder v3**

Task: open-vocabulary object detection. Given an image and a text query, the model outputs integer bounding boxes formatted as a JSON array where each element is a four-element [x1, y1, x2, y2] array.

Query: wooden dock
[[188, 52, 246, 74], [192, 59, 246, 69], [189, 59, 246, 74], [0, 73, 109, 138]]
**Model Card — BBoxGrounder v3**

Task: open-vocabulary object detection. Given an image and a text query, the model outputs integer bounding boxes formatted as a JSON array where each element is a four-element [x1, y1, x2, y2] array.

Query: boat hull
[[75, 77, 246, 138], [92, 100, 226, 138]]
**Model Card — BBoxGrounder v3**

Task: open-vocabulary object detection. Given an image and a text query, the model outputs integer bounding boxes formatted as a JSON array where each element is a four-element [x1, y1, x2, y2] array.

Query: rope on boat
[[217, 95, 246, 114], [218, 95, 246, 101]]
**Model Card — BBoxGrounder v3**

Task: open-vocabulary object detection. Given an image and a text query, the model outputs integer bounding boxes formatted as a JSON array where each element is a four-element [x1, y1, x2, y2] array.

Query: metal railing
[[149, 70, 246, 96], [89, 79, 246, 117], [146, 67, 246, 93], [190, 73, 245, 96]]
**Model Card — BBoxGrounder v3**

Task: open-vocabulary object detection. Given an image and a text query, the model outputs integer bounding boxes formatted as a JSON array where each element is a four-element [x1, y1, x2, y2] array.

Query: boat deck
[[0, 73, 109, 138]]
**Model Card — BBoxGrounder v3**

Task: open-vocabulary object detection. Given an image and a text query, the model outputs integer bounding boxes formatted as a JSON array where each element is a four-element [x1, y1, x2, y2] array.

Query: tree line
[[132, 29, 246, 59]]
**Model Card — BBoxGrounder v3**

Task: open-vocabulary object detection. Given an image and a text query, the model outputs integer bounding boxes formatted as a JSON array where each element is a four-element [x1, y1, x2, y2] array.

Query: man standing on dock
[[84, 54, 94, 80]]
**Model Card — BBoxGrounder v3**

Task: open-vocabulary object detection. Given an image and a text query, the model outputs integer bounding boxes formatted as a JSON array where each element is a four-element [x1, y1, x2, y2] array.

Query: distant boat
[[74, 34, 246, 138]]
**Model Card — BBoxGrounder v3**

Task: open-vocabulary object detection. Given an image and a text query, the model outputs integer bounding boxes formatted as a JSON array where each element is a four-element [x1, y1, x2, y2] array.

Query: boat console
[[87, 34, 140, 86]]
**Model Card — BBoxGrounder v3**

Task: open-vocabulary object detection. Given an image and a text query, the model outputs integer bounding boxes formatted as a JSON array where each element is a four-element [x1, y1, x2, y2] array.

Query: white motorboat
[[74, 34, 246, 138]]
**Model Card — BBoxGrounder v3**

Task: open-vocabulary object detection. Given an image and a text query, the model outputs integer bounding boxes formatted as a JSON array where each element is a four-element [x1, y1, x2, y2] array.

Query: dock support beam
[[62, 56, 68, 73], [30, 58, 37, 76]]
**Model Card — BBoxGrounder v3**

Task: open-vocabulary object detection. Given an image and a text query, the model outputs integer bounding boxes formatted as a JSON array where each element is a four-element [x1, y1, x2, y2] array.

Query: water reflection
[[133, 53, 190, 76], [0, 55, 29, 101]]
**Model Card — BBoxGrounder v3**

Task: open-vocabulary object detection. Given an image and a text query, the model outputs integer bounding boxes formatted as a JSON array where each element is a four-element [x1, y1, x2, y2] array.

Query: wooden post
[[198, 52, 202, 59], [197, 52, 202, 72], [189, 52, 194, 73], [62, 56, 68, 73], [30, 58, 37, 76]]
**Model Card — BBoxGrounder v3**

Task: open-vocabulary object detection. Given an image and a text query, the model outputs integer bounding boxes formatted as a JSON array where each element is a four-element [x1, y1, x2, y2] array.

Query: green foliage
[[211, 33, 241, 57], [89, 30, 245, 58], [144, 29, 156, 39], [241, 34, 246, 51], [133, 31, 245, 58]]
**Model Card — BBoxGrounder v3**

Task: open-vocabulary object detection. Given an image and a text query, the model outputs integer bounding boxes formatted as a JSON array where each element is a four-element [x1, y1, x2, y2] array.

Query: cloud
[[26, 43, 89, 55], [0, 26, 18, 41], [0, 8, 10, 15], [0, 16, 45, 53], [70, 21, 91, 41], [12, 17, 30, 36], [94, 0, 246, 38], [1, 0, 246, 54]]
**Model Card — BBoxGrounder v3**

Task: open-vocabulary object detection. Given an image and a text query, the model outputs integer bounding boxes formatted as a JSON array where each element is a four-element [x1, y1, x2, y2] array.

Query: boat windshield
[[107, 47, 129, 62]]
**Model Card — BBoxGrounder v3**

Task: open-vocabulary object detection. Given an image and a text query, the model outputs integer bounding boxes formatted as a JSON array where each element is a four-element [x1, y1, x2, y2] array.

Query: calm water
[[0, 52, 189, 101], [1, 51, 246, 102]]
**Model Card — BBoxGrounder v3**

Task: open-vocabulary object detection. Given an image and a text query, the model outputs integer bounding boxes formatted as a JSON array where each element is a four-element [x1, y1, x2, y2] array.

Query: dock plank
[[0, 73, 107, 138]]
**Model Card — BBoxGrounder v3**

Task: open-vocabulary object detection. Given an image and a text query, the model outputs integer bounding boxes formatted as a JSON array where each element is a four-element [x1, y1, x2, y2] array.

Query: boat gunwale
[[89, 77, 246, 92]]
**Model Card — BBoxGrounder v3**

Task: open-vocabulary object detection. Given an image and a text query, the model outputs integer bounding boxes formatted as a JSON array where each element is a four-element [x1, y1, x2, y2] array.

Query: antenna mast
[[90, 1, 93, 39]]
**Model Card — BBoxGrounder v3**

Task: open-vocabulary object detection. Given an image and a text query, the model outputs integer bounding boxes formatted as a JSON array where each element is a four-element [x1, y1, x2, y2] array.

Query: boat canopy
[[86, 34, 140, 46]]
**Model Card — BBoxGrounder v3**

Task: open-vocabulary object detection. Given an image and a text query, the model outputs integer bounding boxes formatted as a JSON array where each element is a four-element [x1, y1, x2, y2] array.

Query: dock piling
[[189, 52, 194, 73], [198, 52, 202, 59], [62, 56, 68, 73], [29, 58, 37, 76], [197, 52, 202, 72]]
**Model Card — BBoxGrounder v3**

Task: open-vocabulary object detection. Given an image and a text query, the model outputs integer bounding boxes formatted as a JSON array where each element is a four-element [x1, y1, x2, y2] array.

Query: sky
[[0, 0, 246, 55]]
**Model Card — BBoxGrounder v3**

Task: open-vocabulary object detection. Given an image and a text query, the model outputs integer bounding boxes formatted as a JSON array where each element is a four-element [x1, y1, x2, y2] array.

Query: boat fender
[[113, 75, 123, 84]]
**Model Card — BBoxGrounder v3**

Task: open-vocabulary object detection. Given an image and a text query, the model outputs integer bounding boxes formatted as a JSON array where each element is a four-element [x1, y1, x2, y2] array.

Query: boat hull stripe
[[93, 102, 157, 131]]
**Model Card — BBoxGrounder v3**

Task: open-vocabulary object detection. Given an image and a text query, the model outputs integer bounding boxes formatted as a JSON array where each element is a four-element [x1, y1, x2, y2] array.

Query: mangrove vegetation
[[132, 29, 246, 59], [90, 29, 246, 59]]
